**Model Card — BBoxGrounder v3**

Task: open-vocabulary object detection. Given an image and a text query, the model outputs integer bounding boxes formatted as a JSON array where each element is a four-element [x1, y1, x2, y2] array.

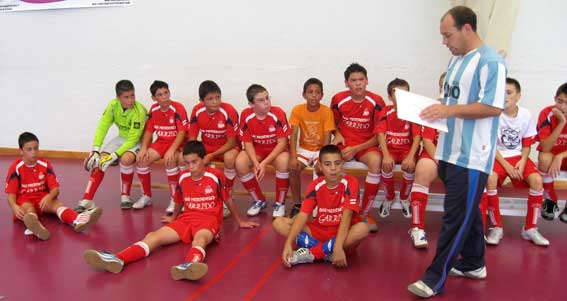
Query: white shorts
[[101, 136, 141, 156], [296, 147, 319, 167]]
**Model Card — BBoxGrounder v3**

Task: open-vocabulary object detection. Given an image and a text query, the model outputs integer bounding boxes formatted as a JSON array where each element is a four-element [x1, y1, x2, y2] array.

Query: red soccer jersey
[[239, 106, 290, 153], [5, 158, 59, 201], [188, 102, 239, 153], [300, 175, 360, 227], [146, 101, 188, 144], [374, 105, 421, 153], [173, 167, 228, 224], [421, 126, 439, 146], [331, 90, 385, 146], [537, 105, 567, 152]]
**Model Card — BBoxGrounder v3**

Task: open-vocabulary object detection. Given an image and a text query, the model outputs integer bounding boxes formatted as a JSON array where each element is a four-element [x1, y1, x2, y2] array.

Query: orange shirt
[[289, 103, 335, 151]]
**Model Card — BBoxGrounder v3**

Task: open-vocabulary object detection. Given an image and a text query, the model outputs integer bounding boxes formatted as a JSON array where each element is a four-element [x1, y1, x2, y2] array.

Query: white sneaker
[[247, 200, 266, 216], [84, 250, 124, 273], [170, 262, 208, 281], [485, 227, 503, 245], [23, 213, 50, 240], [400, 199, 412, 218], [166, 198, 175, 214], [408, 280, 436, 298], [449, 266, 487, 279], [379, 200, 392, 218], [120, 195, 133, 209], [73, 207, 103, 232], [132, 195, 152, 209], [521, 228, 550, 246], [409, 227, 428, 248], [272, 202, 285, 217], [75, 199, 95, 213], [223, 203, 231, 218], [288, 248, 315, 266]]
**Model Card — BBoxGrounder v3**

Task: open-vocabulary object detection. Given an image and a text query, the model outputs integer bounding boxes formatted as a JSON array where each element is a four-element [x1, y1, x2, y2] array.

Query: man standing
[[408, 6, 506, 298]]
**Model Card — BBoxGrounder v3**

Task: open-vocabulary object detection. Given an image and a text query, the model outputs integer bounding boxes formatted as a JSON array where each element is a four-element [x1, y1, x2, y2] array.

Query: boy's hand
[[552, 108, 567, 125], [282, 244, 294, 268], [203, 153, 214, 166], [515, 158, 527, 175], [239, 220, 260, 229], [39, 195, 52, 211], [255, 162, 267, 182], [137, 149, 148, 165], [549, 154, 564, 178], [332, 247, 347, 268], [503, 163, 522, 180], [164, 149, 177, 167], [289, 157, 301, 173], [160, 215, 174, 223], [332, 132, 345, 146], [382, 154, 394, 172], [401, 156, 416, 173], [11, 203, 24, 220], [341, 146, 357, 161]]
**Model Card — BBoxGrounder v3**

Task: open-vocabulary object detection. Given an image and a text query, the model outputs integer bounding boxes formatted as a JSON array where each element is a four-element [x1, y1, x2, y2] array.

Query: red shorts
[[166, 218, 221, 244], [13, 194, 46, 221], [150, 140, 180, 157], [338, 144, 380, 161], [493, 156, 539, 188], [254, 148, 289, 160], [418, 151, 436, 162], [206, 145, 241, 161], [378, 149, 414, 164]]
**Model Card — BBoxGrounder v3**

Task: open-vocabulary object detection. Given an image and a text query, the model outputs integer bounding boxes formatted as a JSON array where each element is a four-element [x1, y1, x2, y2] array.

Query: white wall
[[0, 0, 565, 152]]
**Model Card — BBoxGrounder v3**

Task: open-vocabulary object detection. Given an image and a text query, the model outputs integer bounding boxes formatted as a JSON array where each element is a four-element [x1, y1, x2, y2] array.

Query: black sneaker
[[289, 203, 302, 218], [541, 199, 558, 221], [559, 206, 567, 224]]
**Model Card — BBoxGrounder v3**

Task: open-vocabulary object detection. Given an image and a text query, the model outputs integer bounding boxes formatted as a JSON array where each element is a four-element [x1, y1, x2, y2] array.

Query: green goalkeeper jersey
[[93, 98, 148, 156]]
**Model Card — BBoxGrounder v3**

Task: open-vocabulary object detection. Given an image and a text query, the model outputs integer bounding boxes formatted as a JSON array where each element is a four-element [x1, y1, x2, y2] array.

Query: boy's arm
[[165, 130, 186, 166], [282, 212, 309, 267], [205, 137, 237, 165], [332, 208, 354, 268], [260, 137, 288, 166], [423, 138, 437, 160], [39, 187, 60, 211], [7, 193, 24, 220], [114, 109, 146, 156], [540, 109, 567, 152], [289, 126, 300, 170], [407, 135, 421, 159], [92, 102, 115, 151], [225, 197, 259, 228]]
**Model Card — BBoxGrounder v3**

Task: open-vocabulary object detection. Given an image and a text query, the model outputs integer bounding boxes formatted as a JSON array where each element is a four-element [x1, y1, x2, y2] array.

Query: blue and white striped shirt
[[435, 44, 507, 174]]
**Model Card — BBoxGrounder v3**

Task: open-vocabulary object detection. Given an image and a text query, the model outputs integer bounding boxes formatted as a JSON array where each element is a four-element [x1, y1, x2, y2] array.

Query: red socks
[[361, 172, 380, 215], [240, 172, 266, 202], [410, 184, 428, 229], [83, 168, 105, 200], [117, 241, 150, 264], [525, 189, 543, 230], [120, 164, 134, 196], [56, 207, 78, 224], [185, 246, 206, 263], [400, 172, 415, 200], [166, 167, 180, 199], [136, 167, 152, 198]]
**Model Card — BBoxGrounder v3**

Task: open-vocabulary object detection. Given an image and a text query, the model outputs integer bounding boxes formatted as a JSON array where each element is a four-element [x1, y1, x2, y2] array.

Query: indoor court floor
[[1, 156, 566, 301]]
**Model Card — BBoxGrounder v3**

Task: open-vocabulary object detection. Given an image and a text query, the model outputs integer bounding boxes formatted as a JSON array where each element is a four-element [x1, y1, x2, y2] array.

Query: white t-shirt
[[496, 106, 537, 158]]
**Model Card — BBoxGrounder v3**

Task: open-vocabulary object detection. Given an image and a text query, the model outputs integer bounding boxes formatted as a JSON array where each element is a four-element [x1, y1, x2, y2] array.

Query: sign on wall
[[0, 0, 131, 12]]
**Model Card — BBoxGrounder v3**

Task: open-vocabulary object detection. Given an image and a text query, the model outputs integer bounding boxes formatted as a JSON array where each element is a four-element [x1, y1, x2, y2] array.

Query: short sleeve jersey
[[5, 158, 59, 201], [374, 105, 421, 153], [421, 126, 439, 146], [330, 90, 385, 147], [173, 167, 229, 224], [188, 102, 239, 153], [289, 103, 335, 151], [146, 101, 188, 144], [537, 105, 567, 153], [239, 106, 290, 152], [496, 106, 537, 158], [300, 175, 360, 227]]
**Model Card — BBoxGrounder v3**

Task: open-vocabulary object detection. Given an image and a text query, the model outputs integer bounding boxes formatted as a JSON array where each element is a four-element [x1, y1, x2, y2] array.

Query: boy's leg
[[273, 152, 290, 217], [538, 152, 560, 220], [410, 156, 437, 248], [44, 199, 102, 232], [521, 167, 549, 245], [171, 228, 214, 281], [235, 151, 267, 216], [164, 151, 181, 214], [77, 153, 109, 212], [134, 148, 161, 209], [485, 170, 503, 245], [20, 201, 50, 240], [358, 150, 381, 230], [119, 151, 137, 208], [272, 217, 294, 237], [223, 148, 239, 191]]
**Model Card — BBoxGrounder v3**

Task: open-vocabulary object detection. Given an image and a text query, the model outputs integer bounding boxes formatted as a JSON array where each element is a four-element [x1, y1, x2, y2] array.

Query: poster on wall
[[0, 0, 132, 12]]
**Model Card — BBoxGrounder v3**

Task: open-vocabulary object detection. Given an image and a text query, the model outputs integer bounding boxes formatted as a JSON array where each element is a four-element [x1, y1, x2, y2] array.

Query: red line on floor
[[243, 257, 282, 301], [186, 224, 273, 301]]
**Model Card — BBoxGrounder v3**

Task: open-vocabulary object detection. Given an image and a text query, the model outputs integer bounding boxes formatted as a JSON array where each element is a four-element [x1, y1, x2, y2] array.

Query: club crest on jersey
[[405, 124, 410, 130], [501, 128, 521, 149], [169, 117, 174, 124], [205, 186, 213, 194], [218, 121, 225, 129], [269, 126, 276, 132], [363, 109, 370, 116], [38, 172, 45, 180]]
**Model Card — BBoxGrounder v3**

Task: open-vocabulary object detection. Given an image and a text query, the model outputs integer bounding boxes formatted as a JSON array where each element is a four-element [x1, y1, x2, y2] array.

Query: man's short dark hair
[[444, 5, 477, 32]]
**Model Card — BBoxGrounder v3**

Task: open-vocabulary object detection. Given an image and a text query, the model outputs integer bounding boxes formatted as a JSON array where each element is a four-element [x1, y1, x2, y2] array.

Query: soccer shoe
[[166, 198, 176, 214], [521, 228, 550, 246], [362, 215, 378, 232], [170, 262, 208, 281], [246, 200, 267, 216], [223, 202, 231, 218], [449, 266, 487, 279], [400, 199, 412, 218], [559, 206, 567, 224], [120, 195, 133, 209], [132, 195, 152, 209], [485, 227, 504, 246], [288, 248, 315, 266], [409, 227, 428, 248], [379, 200, 393, 218], [73, 207, 103, 232], [75, 199, 95, 213], [272, 202, 286, 218], [23, 213, 50, 241], [83, 250, 124, 273], [408, 280, 436, 298], [289, 203, 302, 218], [541, 199, 559, 221]]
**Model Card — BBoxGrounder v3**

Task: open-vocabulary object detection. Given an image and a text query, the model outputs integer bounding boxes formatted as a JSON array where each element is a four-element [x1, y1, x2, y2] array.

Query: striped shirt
[[435, 44, 507, 174]]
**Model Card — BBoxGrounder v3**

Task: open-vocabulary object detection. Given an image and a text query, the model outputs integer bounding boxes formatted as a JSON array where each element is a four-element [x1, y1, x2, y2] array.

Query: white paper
[[394, 88, 448, 133]]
